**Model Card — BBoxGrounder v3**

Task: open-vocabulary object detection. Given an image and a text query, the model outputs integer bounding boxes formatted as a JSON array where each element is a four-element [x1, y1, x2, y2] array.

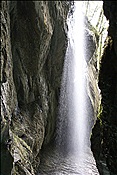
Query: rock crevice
[[1, 1, 69, 174], [91, 2, 117, 174]]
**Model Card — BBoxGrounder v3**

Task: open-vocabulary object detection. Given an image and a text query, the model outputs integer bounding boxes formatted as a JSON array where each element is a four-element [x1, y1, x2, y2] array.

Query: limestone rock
[[91, 2, 117, 174], [1, 2, 16, 174], [1, 1, 69, 174]]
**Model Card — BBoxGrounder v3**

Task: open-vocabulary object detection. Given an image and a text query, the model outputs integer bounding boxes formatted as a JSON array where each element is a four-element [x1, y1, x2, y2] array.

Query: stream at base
[[38, 145, 99, 175]]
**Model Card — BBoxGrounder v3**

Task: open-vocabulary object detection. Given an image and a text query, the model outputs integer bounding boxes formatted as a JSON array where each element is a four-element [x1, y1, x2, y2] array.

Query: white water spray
[[38, 2, 102, 174], [56, 1, 88, 156], [69, 2, 87, 155]]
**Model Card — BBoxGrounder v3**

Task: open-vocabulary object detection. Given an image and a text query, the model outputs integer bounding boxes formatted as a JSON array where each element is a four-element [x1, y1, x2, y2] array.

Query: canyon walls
[[1, 1, 70, 174], [91, 1, 117, 175], [1, 1, 117, 175]]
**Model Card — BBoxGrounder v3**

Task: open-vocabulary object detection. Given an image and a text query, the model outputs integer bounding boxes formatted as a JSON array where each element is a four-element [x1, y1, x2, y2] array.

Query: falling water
[[56, 1, 88, 156], [38, 2, 100, 174]]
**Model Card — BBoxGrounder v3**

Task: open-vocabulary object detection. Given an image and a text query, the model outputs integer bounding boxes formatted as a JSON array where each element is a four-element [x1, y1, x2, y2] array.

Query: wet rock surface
[[1, 1, 117, 175], [1, 1, 69, 174], [1, 1, 16, 175], [91, 1, 117, 175]]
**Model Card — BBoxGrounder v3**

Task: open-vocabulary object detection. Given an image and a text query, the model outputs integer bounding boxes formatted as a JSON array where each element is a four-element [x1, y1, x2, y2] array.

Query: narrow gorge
[[1, 1, 117, 175]]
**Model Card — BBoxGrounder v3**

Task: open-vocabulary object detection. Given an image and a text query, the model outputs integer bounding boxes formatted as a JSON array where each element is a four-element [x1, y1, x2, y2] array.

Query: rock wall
[[84, 17, 101, 125], [91, 1, 117, 175], [1, 1, 117, 175], [1, 1, 17, 174], [1, 1, 70, 174]]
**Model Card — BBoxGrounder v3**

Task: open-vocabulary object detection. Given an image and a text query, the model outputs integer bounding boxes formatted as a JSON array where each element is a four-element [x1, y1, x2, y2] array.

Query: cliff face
[[91, 1, 117, 174], [1, 1, 117, 175], [1, 1, 69, 174], [84, 17, 101, 125], [1, 2, 17, 174]]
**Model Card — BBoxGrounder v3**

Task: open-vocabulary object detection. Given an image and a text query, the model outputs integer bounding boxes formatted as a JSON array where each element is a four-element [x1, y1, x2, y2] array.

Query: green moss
[[97, 104, 103, 125], [11, 133, 34, 174], [14, 133, 32, 149]]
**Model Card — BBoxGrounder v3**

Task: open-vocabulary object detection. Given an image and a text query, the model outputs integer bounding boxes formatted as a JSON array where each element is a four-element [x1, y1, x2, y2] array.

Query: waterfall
[[56, 1, 89, 156], [38, 2, 101, 174]]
